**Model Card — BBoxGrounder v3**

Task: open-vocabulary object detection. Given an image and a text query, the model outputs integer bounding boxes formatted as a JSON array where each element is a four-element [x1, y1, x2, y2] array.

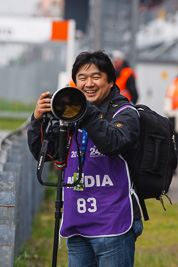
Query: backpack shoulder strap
[[105, 100, 150, 221], [104, 100, 132, 121]]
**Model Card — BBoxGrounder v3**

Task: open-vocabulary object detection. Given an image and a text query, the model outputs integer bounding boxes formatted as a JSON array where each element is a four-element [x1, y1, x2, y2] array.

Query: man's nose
[[86, 78, 94, 86]]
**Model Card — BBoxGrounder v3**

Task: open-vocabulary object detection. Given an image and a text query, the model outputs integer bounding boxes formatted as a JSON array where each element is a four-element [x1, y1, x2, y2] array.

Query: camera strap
[[36, 139, 58, 186], [37, 124, 72, 187], [40, 119, 73, 170], [38, 121, 88, 188]]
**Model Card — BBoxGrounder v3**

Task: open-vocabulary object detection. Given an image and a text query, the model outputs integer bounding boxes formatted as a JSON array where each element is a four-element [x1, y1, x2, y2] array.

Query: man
[[111, 50, 138, 104], [28, 51, 143, 267]]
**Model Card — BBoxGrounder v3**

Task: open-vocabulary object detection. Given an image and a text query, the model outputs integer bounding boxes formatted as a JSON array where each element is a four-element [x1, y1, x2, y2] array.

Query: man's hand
[[34, 92, 52, 120]]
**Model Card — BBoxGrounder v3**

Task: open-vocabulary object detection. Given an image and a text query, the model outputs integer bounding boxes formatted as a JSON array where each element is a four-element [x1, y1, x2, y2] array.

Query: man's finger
[[39, 91, 50, 100]]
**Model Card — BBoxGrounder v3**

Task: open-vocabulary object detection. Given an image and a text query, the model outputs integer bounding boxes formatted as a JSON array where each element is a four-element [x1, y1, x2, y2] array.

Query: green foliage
[[14, 251, 28, 267]]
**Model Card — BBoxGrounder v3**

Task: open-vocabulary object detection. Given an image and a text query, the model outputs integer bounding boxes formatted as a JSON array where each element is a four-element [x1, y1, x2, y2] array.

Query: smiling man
[[28, 51, 143, 267], [75, 64, 113, 106]]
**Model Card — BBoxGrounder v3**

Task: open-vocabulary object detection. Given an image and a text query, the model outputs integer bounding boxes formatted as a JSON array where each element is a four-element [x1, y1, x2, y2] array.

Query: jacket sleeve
[[27, 114, 60, 161], [81, 101, 140, 156]]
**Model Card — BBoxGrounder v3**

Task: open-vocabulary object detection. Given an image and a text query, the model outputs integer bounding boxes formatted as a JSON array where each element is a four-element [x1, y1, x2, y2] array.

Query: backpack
[[105, 101, 177, 220]]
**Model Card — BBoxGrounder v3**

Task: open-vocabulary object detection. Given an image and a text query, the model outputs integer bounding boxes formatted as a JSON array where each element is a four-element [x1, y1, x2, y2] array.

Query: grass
[[14, 166, 68, 267], [0, 98, 35, 112], [135, 198, 178, 267], [15, 200, 68, 267], [15, 167, 178, 267], [0, 98, 34, 130], [0, 118, 26, 130]]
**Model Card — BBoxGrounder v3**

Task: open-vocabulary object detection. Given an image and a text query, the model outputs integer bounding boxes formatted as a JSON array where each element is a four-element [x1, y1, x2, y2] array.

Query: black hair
[[72, 51, 116, 85]]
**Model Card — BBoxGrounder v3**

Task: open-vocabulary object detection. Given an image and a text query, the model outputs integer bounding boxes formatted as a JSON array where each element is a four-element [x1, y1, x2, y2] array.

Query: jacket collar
[[98, 84, 128, 114]]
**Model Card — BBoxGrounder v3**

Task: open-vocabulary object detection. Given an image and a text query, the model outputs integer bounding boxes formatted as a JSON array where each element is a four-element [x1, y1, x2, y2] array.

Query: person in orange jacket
[[164, 75, 178, 154], [111, 50, 138, 104], [68, 78, 76, 87]]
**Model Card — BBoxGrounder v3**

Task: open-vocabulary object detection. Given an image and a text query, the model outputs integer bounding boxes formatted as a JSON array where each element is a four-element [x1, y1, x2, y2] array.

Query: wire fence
[[0, 42, 66, 118]]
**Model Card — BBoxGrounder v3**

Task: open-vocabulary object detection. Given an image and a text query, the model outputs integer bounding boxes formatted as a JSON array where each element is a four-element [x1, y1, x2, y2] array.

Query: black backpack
[[106, 101, 177, 220]]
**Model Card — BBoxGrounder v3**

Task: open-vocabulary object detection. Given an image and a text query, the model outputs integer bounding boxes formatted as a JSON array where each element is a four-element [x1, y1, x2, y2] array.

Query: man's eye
[[93, 76, 100, 80]]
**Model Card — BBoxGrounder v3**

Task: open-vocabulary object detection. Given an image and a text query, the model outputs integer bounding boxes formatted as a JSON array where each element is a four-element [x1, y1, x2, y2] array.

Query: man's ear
[[110, 82, 114, 90]]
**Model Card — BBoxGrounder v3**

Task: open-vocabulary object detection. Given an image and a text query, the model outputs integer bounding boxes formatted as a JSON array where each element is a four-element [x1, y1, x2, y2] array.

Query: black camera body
[[45, 93, 53, 99], [44, 86, 87, 123]]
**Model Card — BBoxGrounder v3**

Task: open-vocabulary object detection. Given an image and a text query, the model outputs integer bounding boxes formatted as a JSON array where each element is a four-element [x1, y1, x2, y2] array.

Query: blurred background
[[1, 1, 178, 266], [1, 0, 178, 117]]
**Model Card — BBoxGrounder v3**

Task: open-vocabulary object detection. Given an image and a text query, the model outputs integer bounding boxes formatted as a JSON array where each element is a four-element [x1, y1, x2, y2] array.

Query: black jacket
[[28, 85, 140, 167], [27, 85, 141, 218]]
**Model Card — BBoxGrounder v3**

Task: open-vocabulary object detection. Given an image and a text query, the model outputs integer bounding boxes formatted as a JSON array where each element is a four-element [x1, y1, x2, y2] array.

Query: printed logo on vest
[[70, 146, 105, 159], [90, 146, 105, 157], [67, 174, 114, 188]]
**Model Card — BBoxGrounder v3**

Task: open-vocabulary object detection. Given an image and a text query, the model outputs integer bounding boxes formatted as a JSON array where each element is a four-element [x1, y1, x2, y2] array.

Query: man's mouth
[[85, 90, 97, 95]]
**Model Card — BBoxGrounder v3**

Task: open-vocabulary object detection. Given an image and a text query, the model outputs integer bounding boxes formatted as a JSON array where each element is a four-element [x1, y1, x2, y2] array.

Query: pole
[[52, 121, 69, 267], [130, 0, 139, 69], [66, 19, 76, 75], [58, 19, 76, 89], [52, 169, 63, 267], [92, 0, 103, 50]]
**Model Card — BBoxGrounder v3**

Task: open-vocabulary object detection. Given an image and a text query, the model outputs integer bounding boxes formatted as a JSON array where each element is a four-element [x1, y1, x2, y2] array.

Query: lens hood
[[51, 86, 87, 123]]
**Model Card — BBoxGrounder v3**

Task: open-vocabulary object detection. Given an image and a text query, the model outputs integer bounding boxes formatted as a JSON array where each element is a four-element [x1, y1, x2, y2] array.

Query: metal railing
[[0, 118, 46, 267]]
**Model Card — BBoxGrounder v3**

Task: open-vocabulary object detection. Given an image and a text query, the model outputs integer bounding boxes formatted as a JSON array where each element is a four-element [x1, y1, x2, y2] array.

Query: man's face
[[75, 63, 113, 106]]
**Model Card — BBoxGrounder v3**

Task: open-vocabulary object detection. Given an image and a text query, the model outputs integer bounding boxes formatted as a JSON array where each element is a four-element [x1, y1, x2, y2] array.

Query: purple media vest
[[60, 129, 133, 238]]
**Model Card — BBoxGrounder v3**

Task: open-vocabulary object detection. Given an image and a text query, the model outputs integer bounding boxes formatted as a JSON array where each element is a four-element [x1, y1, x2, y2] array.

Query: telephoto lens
[[51, 86, 87, 122]]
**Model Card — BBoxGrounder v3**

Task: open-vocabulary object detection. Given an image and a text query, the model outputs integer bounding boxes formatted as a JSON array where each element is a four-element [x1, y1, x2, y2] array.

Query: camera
[[44, 86, 87, 123]]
